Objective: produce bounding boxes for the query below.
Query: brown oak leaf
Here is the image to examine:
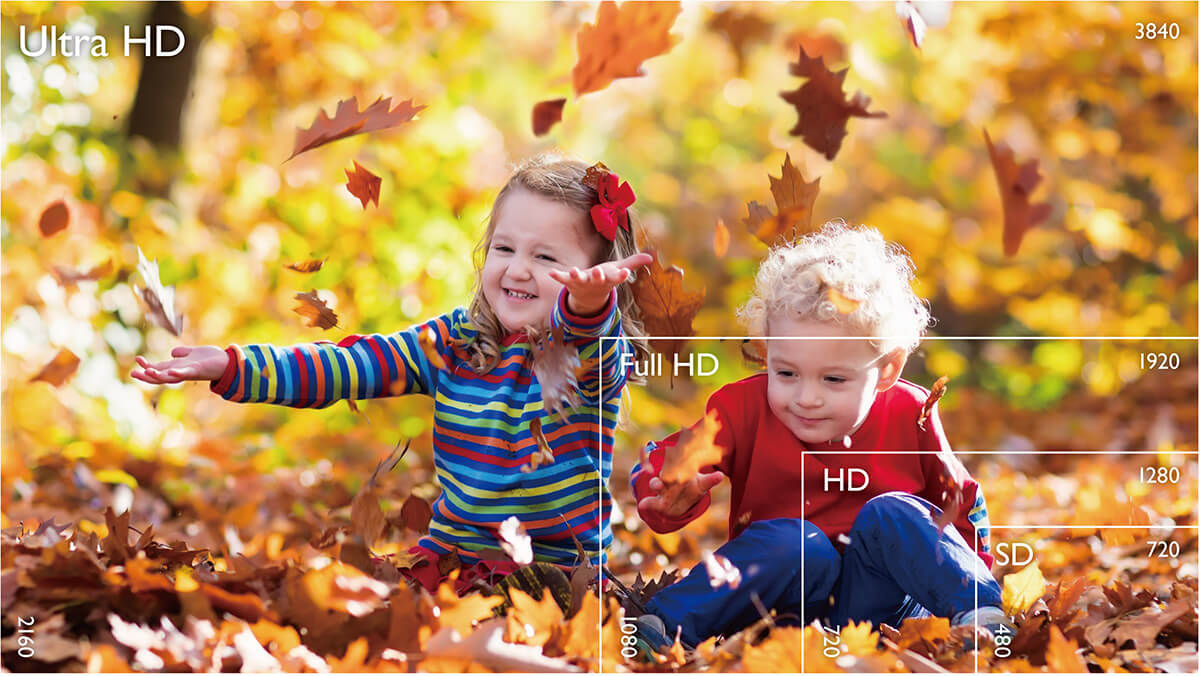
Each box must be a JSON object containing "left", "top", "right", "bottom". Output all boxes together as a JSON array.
[
  {"left": 39, "top": 199, "right": 70, "bottom": 237},
  {"left": 983, "top": 129, "right": 1052, "bottom": 257},
  {"left": 344, "top": 161, "right": 381, "bottom": 209},
  {"left": 288, "top": 95, "right": 426, "bottom": 161},
  {"left": 572, "top": 1, "right": 682, "bottom": 97},
  {"left": 292, "top": 290, "right": 338, "bottom": 329},
  {"left": 780, "top": 47, "right": 886, "bottom": 161},
  {"left": 630, "top": 251, "right": 705, "bottom": 360},
  {"left": 532, "top": 98, "right": 566, "bottom": 136},
  {"left": 30, "top": 348, "right": 80, "bottom": 387},
  {"left": 659, "top": 409, "right": 723, "bottom": 484}
]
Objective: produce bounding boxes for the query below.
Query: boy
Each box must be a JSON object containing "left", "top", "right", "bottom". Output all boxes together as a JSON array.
[{"left": 629, "top": 221, "right": 1008, "bottom": 653}]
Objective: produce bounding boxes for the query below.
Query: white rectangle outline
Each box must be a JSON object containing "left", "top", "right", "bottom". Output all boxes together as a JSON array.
[{"left": 597, "top": 335, "right": 1199, "bottom": 672}]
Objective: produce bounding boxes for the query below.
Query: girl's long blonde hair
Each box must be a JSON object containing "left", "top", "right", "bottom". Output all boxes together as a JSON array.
[{"left": 466, "top": 153, "right": 651, "bottom": 376}]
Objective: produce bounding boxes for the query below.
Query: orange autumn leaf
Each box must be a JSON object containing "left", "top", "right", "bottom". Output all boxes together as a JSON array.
[
  {"left": 1045, "top": 625, "right": 1088, "bottom": 673},
  {"left": 30, "top": 348, "right": 81, "bottom": 387},
  {"left": 288, "top": 95, "right": 425, "bottom": 161},
  {"left": 419, "top": 326, "right": 449, "bottom": 370},
  {"left": 769, "top": 153, "right": 820, "bottom": 221},
  {"left": 432, "top": 579, "right": 506, "bottom": 636},
  {"left": 572, "top": 1, "right": 682, "bottom": 97},
  {"left": 531, "top": 98, "right": 566, "bottom": 136},
  {"left": 344, "top": 161, "right": 381, "bottom": 209},
  {"left": 827, "top": 287, "right": 861, "bottom": 314},
  {"left": 505, "top": 587, "right": 563, "bottom": 647},
  {"left": 292, "top": 290, "right": 338, "bottom": 329},
  {"left": 285, "top": 257, "right": 327, "bottom": 273},
  {"left": 984, "top": 129, "right": 1052, "bottom": 257},
  {"left": 917, "top": 376, "right": 948, "bottom": 431},
  {"left": 780, "top": 47, "right": 886, "bottom": 161},
  {"left": 39, "top": 199, "right": 69, "bottom": 237},
  {"left": 630, "top": 252, "right": 705, "bottom": 359},
  {"left": 713, "top": 219, "right": 730, "bottom": 257},
  {"left": 522, "top": 417, "right": 556, "bottom": 473},
  {"left": 659, "top": 409, "right": 723, "bottom": 484},
  {"left": 896, "top": 616, "right": 950, "bottom": 652}
]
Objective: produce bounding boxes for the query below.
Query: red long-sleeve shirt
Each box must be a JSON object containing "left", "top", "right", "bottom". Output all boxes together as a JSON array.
[{"left": 631, "top": 374, "right": 993, "bottom": 567}]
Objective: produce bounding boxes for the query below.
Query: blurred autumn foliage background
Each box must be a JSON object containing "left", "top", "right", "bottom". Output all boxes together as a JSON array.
[{"left": 2, "top": 1, "right": 1198, "bottom": 672}]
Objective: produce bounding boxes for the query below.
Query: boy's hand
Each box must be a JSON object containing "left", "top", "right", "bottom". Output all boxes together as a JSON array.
[
  {"left": 638, "top": 470, "right": 725, "bottom": 518},
  {"left": 131, "top": 346, "right": 229, "bottom": 384},
  {"left": 549, "top": 252, "right": 653, "bottom": 317}
]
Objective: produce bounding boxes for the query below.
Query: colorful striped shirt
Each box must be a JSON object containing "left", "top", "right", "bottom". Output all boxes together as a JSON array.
[{"left": 210, "top": 290, "right": 630, "bottom": 566}]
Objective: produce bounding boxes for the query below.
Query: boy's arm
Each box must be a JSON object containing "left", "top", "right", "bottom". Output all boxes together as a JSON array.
[
  {"left": 210, "top": 310, "right": 463, "bottom": 408},
  {"left": 630, "top": 395, "right": 736, "bottom": 533},
  {"left": 550, "top": 288, "right": 628, "bottom": 402},
  {"left": 918, "top": 402, "right": 995, "bottom": 568}
]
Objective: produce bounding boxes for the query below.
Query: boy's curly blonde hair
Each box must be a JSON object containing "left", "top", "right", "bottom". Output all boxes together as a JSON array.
[
  {"left": 737, "top": 219, "right": 933, "bottom": 355},
  {"left": 466, "top": 153, "right": 651, "bottom": 375}
]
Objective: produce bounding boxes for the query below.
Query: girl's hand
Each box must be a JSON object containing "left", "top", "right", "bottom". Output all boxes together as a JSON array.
[
  {"left": 131, "top": 345, "right": 230, "bottom": 384},
  {"left": 637, "top": 470, "right": 725, "bottom": 518},
  {"left": 549, "top": 251, "right": 654, "bottom": 317}
]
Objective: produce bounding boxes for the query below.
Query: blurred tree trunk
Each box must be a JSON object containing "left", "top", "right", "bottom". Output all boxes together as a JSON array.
[{"left": 125, "top": 1, "right": 204, "bottom": 150}]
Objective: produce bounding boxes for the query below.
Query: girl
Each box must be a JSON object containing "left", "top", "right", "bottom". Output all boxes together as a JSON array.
[{"left": 132, "top": 154, "right": 652, "bottom": 593}]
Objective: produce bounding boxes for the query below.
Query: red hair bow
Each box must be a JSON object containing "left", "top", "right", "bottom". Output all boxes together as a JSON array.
[{"left": 590, "top": 172, "right": 636, "bottom": 241}]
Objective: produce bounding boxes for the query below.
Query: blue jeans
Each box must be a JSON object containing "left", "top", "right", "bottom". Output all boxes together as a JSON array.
[{"left": 644, "top": 492, "right": 1002, "bottom": 646}]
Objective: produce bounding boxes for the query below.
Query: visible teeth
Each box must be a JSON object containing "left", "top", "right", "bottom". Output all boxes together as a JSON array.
[{"left": 506, "top": 289, "right": 534, "bottom": 299}]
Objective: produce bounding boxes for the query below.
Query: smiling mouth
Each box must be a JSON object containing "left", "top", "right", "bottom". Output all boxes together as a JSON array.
[
  {"left": 796, "top": 416, "right": 826, "bottom": 424},
  {"left": 504, "top": 288, "right": 537, "bottom": 300}
]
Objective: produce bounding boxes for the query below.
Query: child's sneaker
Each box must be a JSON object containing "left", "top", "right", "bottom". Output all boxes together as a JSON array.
[
  {"left": 630, "top": 614, "right": 672, "bottom": 662},
  {"left": 951, "top": 606, "right": 1016, "bottom": 650}
]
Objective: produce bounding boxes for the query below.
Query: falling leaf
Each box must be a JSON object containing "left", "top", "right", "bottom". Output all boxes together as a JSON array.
[
  {"left": 419, "top": 326, "right": 449, "bottom": 370},
  {"left": 827, "top": 287, "right": 861, "bottom": 315},
  {"left": 707, "top": 8, "right": 772, "bottom": 73},
  {"left": 780, "top": 47, "right": 887, "bottom": 160},
  {"left": 917, "top": 376, "right": 949, "bottom": 431},
  {"left": 344, "top": 161, "right": 381, "bottom": 209},
  {"left": 400, "top": 495, "right": 433, "bottom": 533},
  {"left": 767, "top": 153, "right": 820, "bottom": 232},
  {"left": 701, "top": 551, "right": 741, "bottom": 589},
  {"left": 713, "top": 219, "right": 730, "bottom": 257},
  {"left": 1045, "top": 625, "right": 1087, "bottom": 673},
  {"left": 1002, "top": 562, "right": 1047, "bottom": 615},
  {"left": 742, "top": 200, "right": 774, "bottom": 239},
  {"left": 349, "top": 485, "right": 385, "bottom": 546},
  {"left": 572, "top": 1, "right": 682, "bottom": 97},
  {"left": 288, "top": 95, "right": 426, "bottom": 160},
  {"left": 134, "top": 247, "right": 184, "bottom": 336},
  {"left": 659, "top": 409, "right": 723, "bottom": 484},
  {"left": 498, "top": 516, "right": 533, "bottom": 565},
  {"left": 532, "top": 98, "right": 566, "bottom": 136},
  {"left": 896, "top": 1, "right": 952, "bottom": 49},
  {"left": 39, "top": 199, "right": 69, "bottom": 237},
  {"left": 292, "top": 290, "right": 338, "bottom": 329},
  {"left": 522, "top": 418, "right": 556, "bottom": 473},
  {"left": 30, "top": 348, "right": 80, "bottom": 387},
  {"left": 52, "top": 259, "right": 113, "bottom": 287},
  {"left": 285, "top": 257, "right": 327, "bottom": 273},
  {"left": 630, "top": 252, "right": 705, "bottom": 359},
  {"left": 984, "top": 129, "right": 1052, "bottom": 257}
]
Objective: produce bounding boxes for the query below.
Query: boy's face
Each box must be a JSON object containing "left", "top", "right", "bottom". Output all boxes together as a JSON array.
[
  {"left": 482, "top": 188, "right": 605, "bottom": 333},
  {"left": 765, "top": 316, "right": 907, "bottom": 445}
]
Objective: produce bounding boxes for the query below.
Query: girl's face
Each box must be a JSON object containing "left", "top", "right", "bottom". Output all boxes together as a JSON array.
[
  {"left": 765, "top": 316, "right": 906, "bottom": 445},
  {"left": 482, "top": 188, "right": 606, "bottom": 333}
]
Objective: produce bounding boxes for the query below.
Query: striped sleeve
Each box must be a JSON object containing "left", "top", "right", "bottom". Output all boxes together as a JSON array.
[
  {"left": 551, "top": 289, "right": 629, "bottom": 402},
  {"left": 209, "top": 309, "right": 466, "bottom": 407}
]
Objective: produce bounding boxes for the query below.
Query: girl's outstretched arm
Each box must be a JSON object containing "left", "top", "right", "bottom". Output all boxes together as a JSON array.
[{"left": 133, "top": 311, "right": 466, "bottom": 408}]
